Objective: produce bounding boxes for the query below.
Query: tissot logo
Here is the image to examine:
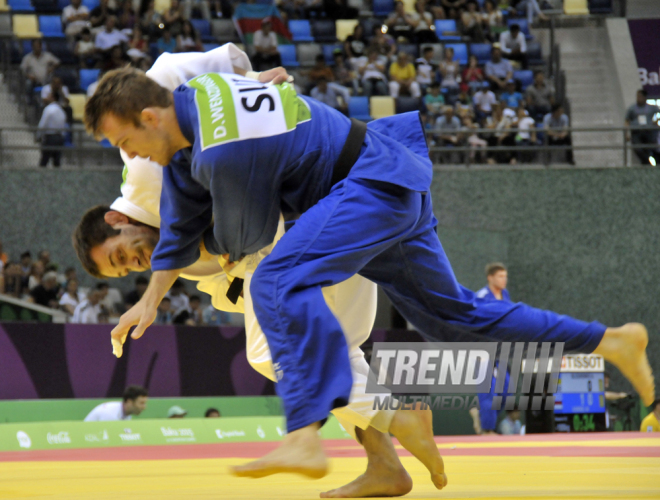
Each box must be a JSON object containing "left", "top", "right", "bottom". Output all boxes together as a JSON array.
[
  {"left": 47, "top": 432, "right": 71, "bottom": 445},
  {"left": 119, "top": 429, "right": 141, "bottom": 442}
]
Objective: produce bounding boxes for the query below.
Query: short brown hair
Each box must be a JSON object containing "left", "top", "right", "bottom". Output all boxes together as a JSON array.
[
  {"left": 72, "top": 205, "right": 120, "bottom": 279},
  {"left": 84, "top": 67, "right": 172, "bottom": 138},
  {"left": 485, "top": 262, "right": 507, "bottom": 277}
]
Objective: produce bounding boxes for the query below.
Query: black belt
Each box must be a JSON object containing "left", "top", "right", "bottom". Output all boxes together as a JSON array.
[{"left": 225, "top": 118, "right": 367, "bottom": 305}]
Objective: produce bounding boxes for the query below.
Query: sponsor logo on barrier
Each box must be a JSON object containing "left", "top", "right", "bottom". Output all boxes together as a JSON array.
[
  {"left": 119, "top": 429, "right": 142, "bottom": 442},
  {"left": 160, "top": 427, "right": 196, "bottom": 443},
  {"left": 256, "top": 426, "right": 265, "bottom": 439},
  {"left": 85, "top": 430, "right": 109, "bottom": 443},
  {"left": 47, "top": 432, "right": 71, "bottom": 445},
  {"left": 215, "top": 429, "right": 246, "bottom": 439},
  {"left": 16, "top": 431, "right": 31, "bottom": 449},
  {"left": 276, "top": 426, "right": 284, "bottom": 437}
]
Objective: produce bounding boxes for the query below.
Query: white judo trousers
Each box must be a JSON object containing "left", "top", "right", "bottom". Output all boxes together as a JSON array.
[{"left": 109, "top": 44, "right": 394, "bottom": 439}]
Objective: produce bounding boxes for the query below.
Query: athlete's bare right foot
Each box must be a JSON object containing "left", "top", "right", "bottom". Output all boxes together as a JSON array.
[
  {"left": 389, "top": 407, "right": 448, "bottom": 490},
  {"left": 594, "top": 323, "right": 655, "bottom": 406}
]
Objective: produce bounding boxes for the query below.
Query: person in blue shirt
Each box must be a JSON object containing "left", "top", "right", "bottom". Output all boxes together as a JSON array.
[
  {"left": 500, "top": 79, "right": 524, "bottom": 109},
  {"left": 82, "top": 68, "right": 654, "bottom": 482},
  {"left": 476, "top": 262, "right": 511, "bottom": 302}
]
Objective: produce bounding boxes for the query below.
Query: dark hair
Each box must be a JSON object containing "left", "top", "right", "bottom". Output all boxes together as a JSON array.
[
  {"left": 160, "top": 296, "right": 171, "bottom": 302},
  {"left": 551, "top": 103, "right": 563, "bottom": 113},
  {"left": 171, "top": 279, "right": 185, "bottom": 290},
  {"left": 205, "top": 407, "right": 221, "bottom": 417},
  {"left": 20, "top": 251, "right": 31, "bottom": 259},
  {"left": 652, "top": 399, "right": 660, "bottom": 410},
  {"left": 534, "top": 70, "right": 544, "bottom": 78},
  {"left": 65, "top": 266, "right": 76, "bottom": 275},
  {"left": 485, "top": 262, "right": 506, "bottom": 276},
  {"left": 315, "top": 54, "right": 325, "bottom": 63},
  {"left": 638, "top": 89, "right": 648, "bottom": 97},
  {"left": 509, "top": 23, "right": 520, "bottom": 32},
  {"left": 430, "top": 82, "right": 440, "bottom": 89},
  {"left": 81, "top": 27, "right": 91, "bottom": 35},
  {"left": 190, "top": 294, "right": 201, "bottom": 302},
  {"left": 136, "top": 276, "right": 149, "bottom": 285},
  {"left": 72, "top": 205, "right": 119, "bottom": 278},
  {"left": 96, "top": 281, "right": 109, "bottom": 290},
  {"left": 123, "top": 385, "right": 148, "bottom": 401},
  {"left": 423, "top": 46, "right": 434, "bottom": 54}
]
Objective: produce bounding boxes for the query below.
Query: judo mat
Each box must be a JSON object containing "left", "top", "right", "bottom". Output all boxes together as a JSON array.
[{"left": 1, "top": 432, "right": 658, "bottom": 499}]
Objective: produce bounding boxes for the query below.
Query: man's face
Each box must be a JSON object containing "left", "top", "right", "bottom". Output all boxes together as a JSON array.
[
  {"left": 100, "top": 113, "right": 173, "bottom": 166},
  {"left": 553, "top": 107, "right": 563, "bottom": 118},
  {"left": 126, "top": 396, "right": 148, "bottom": 416},
  {"left": 72, "top": 0, "right": 81, "bottom": 6},
  {"left": 105, "top": 16, "right": 115, "bottom": 31},
  {"left": 88, "top": 290, "right": 102, "bottom": 304},
  {"left": 511, "top": 27, "right": 519, "bottom": 38},
  {"left": 637, "top": 92, "right": 646, "bottom": 106},
  {"left": 492, "top": 48, "right": 501, "bottom": 61},
  {"left": 397, "top": 53, "right": 407, "bottom": 66},
  {"left": 89, "top": 223, "right": 159, "bottom": 278},
  {"left": 535, "top": 73, "right": 544, "bottom": 86},
  {"left": 190, "top": 299, "right": 200, "bottom": 311},
  {"left": 43, "top": 277, "right": 58, "bottom": 290},
  {"left": 33, "top": 40, "right": 42, "bottom": 55},
  {"left": 488, "top": 270, "right": 508, "bottom": 290},
  {"left": 21, "top": 255, "right": 31, "bottom": 266}
]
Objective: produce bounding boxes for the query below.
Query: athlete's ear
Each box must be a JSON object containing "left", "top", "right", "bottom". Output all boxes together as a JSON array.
[
  {"left": 140, "top": 108, "right": 159, "bottom": 129},
  {"left": 104, "top": 210, "right": 130, "bottom": 229}
]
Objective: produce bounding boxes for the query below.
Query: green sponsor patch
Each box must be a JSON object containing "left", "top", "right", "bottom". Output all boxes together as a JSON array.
[{"left": 189, "top": 73, "right": 239, "bottom": 150}]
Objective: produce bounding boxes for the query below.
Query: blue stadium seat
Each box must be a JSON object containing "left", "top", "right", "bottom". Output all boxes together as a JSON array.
[
  {"left": 322, "top": 43, "right": 343, "bottom": 65},
  {"left": 311, "top": 19, "right": 336, "bottom": 43},
  {"left": 373, "top": 0, "right": 394, "bottom": 17},
  {"left": 445, "top": 43, "right": 468, "bottom": 65},
  {"left": 278, "top": 44, "right": 300, "bottom": 67},
  {"left": 469, "top": 43, "right": 491, "bottom": 64},
  {"left": 8, "top": 0, "right": 34, "bottom": 11},
  {"left": 21, "top": 39, "right": 33, "bottom": 54},
  {"left": 434, "top": 19, "right": 461, "bottom": 42},
  {"left": 397, "top": 43, "right": 419, "bottom": 59},
  {"left": 190, "top": 19, "right": 214, "bottom": 42},
  {"left": 348, "top": 96, "right": 372, "bottom": 122},
  {"left": 82, "top": 0, "right": 99, "bottom": 9},
  {"left": 588, "top": 0, "right": 612, "bottom": 13},
  {"left": 507, "top": 18, "right": 533, "bottom": 40},
  {"left": 361, "top": 18, "right": 381, "bottom": 38},
  {"left": 395, "top": 97, "right": 420, "bottom": 114},
  {"left": 203, "top": 42, "right": 220, "bottom": 51},
  {"left": 38, "top": 15, "right": 64, "bottom": 37},
  {"left": 289, "top": 20, "right": 314, "bottom": 42},
  {"left": 57, "top": 0, "right": 68, "bottom": 9},
  {"left": 44, "top": 37, "right": 77, "bottom": 64},
  {"left": 149, "top": 42, "right": 159, "bottom": 61},
  {"left": 526, "top": 41, "right": 543, "bottom": 66},
  {"left": 33, "top": 0, "right": 59, "bottom": 12},
  {"left": 514, "top": 69, "right": 533, "bottom": 90},
  {"left": 79, "top": 68, "right": 100, "bottom": 92}
]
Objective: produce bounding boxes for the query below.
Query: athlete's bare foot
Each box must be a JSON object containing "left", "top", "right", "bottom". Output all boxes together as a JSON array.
[
  {"left": 320, "top": 427, "right": 412, "bottom": 498},
  {"left": 594, "top": 323, "right": 655, "bottom": 406},
  {"left": 230, "top": 423, "right": 328, "bottom": 479},
  {"left": 389, "top": 406, "right": 448, "bottom": 490}
]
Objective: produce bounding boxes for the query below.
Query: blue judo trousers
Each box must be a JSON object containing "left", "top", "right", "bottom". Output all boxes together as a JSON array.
[{"left": 153, "top": 73, "right": 607, "bottom": 432}]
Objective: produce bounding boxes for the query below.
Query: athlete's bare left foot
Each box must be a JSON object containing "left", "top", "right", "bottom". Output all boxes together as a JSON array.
[
  {"left": 389, "top": 407, "right": 448, "bottom": 490},
  {"left": 594, "top": 323, "right": 655, "bottom": 406},
  {"left": 320, "top": 427, "right": 412, "bottom": 498},
  {"left": 231, "top": 423, "right": 328, "bottom": 479}
]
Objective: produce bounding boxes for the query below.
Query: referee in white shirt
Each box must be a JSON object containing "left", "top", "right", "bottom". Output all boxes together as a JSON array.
[{"left": 37, "top": 90, "right": 68, "bottom": 167}]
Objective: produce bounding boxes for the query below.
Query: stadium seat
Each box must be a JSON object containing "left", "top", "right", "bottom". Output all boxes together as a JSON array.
[
  {"left": 348, "top": 96, "right": 372, "bottom": 122},
  {"left": 56, "top": 66, "right": 79, "bottom": 92},
  {"left": 395, "top": 96, "right": 420, "bottom": 114},
  {"left": 0, "top": 0, "right": 8, "bottom": 12},
  {"left": 289, "top": 20, "right": 314, "bottom": 42},
  {"left": 335, "top": 19, "right": 358, "bottom": 41},
  {"left": 434, "top": 19, "right": 461, "bottom": 42},
  {"left": 44, "top": 37, "right": 76, "bottom": 63},
  {"left": 38, "top": 15, "right": 64, "bottom": 37},
  {"left": 13, "top": 14, "right": 41, "bottom": 38},
  {"left": 397, "top": 43, "right": 418, "bottom": 59},
  {"left": 57, "top": 0, "right": 68, "bottom": 9},
  {"left": 68, "top": 93, "right": 86, "bottom": 122},
  {"left": 469, "top": 43, "right": 491, "bottom": 64},
  {"left": 322, "top": 43, "right": 343, "bottom": 64},
  {"left": 373, "top": 0, "right": 394, "bottom": 16},
  {"left": 526, "top": 41, "right": 543, "bottom": 66},
  {"left": 79, "top": 68, "right": 100, "bottom": 92},
  {"left": 154, "top": 0, "right": 170, "bottom": 13},
  {"left": 149, "top": 42, "right": 158, "bottom": 61},
  {"left": 361, "top": 17, "right": 380, "bottom": 38},
  {"left": 420, "top": 43, "right": 443, "bottom": 64},
  {"left": 564, "top": 0, "right": 589, "bottom": 14},
  {"left": 203, "top": 42, "right": 219, "bottom": 52},
  {"left": 445, "top": 43, "right": 468, "bottom": 65},
  {"left": 8, "top": 0, "right": 34, "bottom": 11},
  {"left": 588, "top": 0, "right": 612, "bottom": 13},
  {"left": 311, "top": 19, "right": 336, "bottom": 43},
  {"left": 507, "top": 18, "right": 533, "bottom": 40},
  {"left": 513, "top": 69, "right": 533, "bottom": 90},
  {"left": 369, "top": 96, "right": 395, "bottom": 119},
  {"left": 278, "top": 44, "right": 300, "bottom": 67},
  {"left": 211, "top": 18, "right": 238, "bottom": 43},
  {"left": 347, "top": 0, "right": 364, "bottom": 10},
  {"left": 33, "top": 0, "right": 59, "bottom": 12},
  {"left": 82, "top": 0, "right": 99, "bottom": 10},
  {"left": 0, "top": 13, "right": 12, "bottom": 36},
  {"left": 21, "top": 38, "right": 32, "bottom": 53},
  {"left": 190, "top": 19, "right": 213, "bottom": 42},
  {"left": 296, "top": 43, "right": 321, "bottom": 66}
]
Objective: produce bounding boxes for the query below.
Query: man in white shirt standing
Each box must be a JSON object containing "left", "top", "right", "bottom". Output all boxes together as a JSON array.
[
  {"left": 95, "top": 16, "right": 127, "bottom": 58},
  {"left": 62, "top": 0, "right": 90, "bottom": 37},
  {"left": 252, "top": 18, "right": 281, "bottom": 71},
  {"left": 499, "top": 23, "right": 527, "bottom": 69},
  {"left": 84, "top": 385, "right": 148, "bottom": 421},
  {"left": 72, "top": 287, "right": 104, "bottom": 323},
  {"left": 37, "top": 91, "right": 68, "bottom": 168}
]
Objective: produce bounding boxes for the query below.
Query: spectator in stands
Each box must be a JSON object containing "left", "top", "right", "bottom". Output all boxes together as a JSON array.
[
  {"left": 461, "top": 54, "right": 484, "bottom": 94},
  {"left": 332, "top": 51, "right": 359, "bottom": 96},
  {"left": 205, "top": 408, "right": 221, "bottom": 418},
  {"left": 435, "top": 0, "right": 466, "bottom": 19},
  {"left": 17, "top": 251, "right": 31, "bottom": 294},
  {"left": 157, "top": 27, "right": 176, "bottom": 55},
  {"left": 476, "top": 262, "right": 509, "bottom": 300},
  {"left": 519, "top": 0, "right": 548, "bottom": 25},
  {"left": 385, "top": 2, "right": 414, "bottom": 42},
  {"left": 167, "top": 279, "right": 191, "bottom": 323},
  {"left": 499, "top": 410, "right": 522, "bottom": 435},
  {"left": 37, "top": 91, "right": 68, "bottom": 168},
  {"left": 515, "top": 105, "right": 536, "bottom": 163},
  {"left": 252, "top": 18, "right": 281, "bottom": 71},
  {"left": 369, "top": 25, "right": 397, "bottom": 61},
  {"left": 454, "top": 90, "right": 473, "bottom": 120},
  {"left": 0, "top": 241, "right": 7, "bottom": 272},
  {"left": 415, "top": 46, "right": 437, "bottom": 93},
  {"left": 20, "top": 40, "right": 60, "bottom": 94},
  {"left": 37, "top": 250, "right": 51, "bottom": 269},
  {"left": 481, "top": 0, "right": 503, "bottom": 41},
  {"left": 485, "top": 45, "right": 513, "bottom": 91},
  {"left": 389, "top": 52, "right": 421, "bottom": 98},
  {"left": 183, "top": 0, "right": 212, "bottom": 21},
  {"left": 84, "top": 385, "right": 148, "bottom": 421},
  {"left": 625, "top": 89, "right": 660, "bottom": 166},
  {"left": 163, "top": 0, "right": 184, "bottom": 36},
  {"left": 72, "top": 287, "right": 105, "bottom": 323},
  {"left": 168, "top": 405, "right": 187, "bottom": 418},
  {"left": 359, "top": 49, "right": 388, "bottom": 97},
  {"left": 462, "top": 115, "right": 488, "bottom": 163},
  {"left": 63, "top": 267, "right": 77, "bottom": 283},
  {"left": 524, "top": 70, "right": 554, "bottom": 120},
  {"left": 409, "top": 0, "right": 436, "bottom": 43},
  {"left": 127, "top": 25, "right": 149, "bottom": 63},
  {"left": 500, "top": 79, "right": 523, "bottom": 109},
  {"left": 203, "top": 303, "right": 231, "bottom": 325},
  {"left": 62, "top": 0, "right": 91, "bottom": 37},
  {"left": 185, "top": 294, "right": 203, "bottom": 325},
  {"left": 60, "top": 278, "right": 84, "bottom": 317},
  {"left": 280, "top": 0, "right": 307, "bottom": 21},
  {"left": 3, "top": 262, "right": 24, "bottom": 297},
  {"left": 90, "top": 0, "right": 117, "bottom": 32},
  {"left": 124, "top": 275, "right": 149, "bottom": 307},
  {"left": 423, "top": 82, "right": 445, "bottom": 126},
  {"left": 311, "top": 77, "right": 347, "bottom": 114},
  {"left": 307, "top": 54, "right": 334, "bottom": 87},
  {"left": 494, "top": 106, "right": 517, "bottom": 164},
  {"left": 75, "top": 28, "right": 98, "bottom": 68},
  {"left": 103, "top": 45, "right": 129, "bottom": 72},
  {"left": 155, "top": 296, "right": 173, "bottom": 324},
  {"left": 29, "top": 271, "right": 60, "bottom": 308},
  {"left": 303, "top": 0, "right": 325, "bottom": 20},
  {"left": 434, "top": 106, "right": 462, "bottom": 159},
  {"left": 344, "top": 24, "right": 367, "bottom": 69},
  {"left": 117, "top": 0, "right": 136, "bottom": 31},
  {"left": 499, "top": 23, "right": 527, "bottom": 69},
  {"left": 41, "top": 75, "right": 70, "bottom": 108},
  {"left": 27, "top": 261, "right": 45, "bottom": 291},
  {"left": 461, "top": 1, "right": 485, "bottom": 42},
  {"left": 176, "top": 20, "right": 202, "bottom": 52},
  {"left": 140, "top": 0, "right": 162, "bottom": 40},
  {"left": 439, "top": 46, "right": 460, "bottom": 96},
  {"left": 543, "top": 103, "right": 574, "bottom": 165},
  {"left": 96, "top": 16, "right": 128, "bottom": 59}
]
